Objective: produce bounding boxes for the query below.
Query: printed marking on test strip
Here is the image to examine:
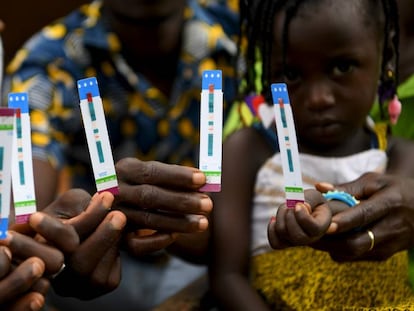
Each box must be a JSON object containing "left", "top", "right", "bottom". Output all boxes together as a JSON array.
[
  {"left": 199, "top": 70, "right": 223, "bottom": 192},
  {"left": 9, "top": 93, "right": 37, "bottom": 223},
  {"left": 271, "top": 83, "right": 304, "bottom": 208},
  {"left": 0, "top": 108, "right": 15, "bottom": 239},
  {"left": 77, "top": 77, "right": 119, "bottom": 195}
]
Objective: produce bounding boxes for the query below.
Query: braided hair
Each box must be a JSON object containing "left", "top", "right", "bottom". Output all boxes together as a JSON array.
[{"left": 239, "top": 0, "right": 400, "bottom": 111}]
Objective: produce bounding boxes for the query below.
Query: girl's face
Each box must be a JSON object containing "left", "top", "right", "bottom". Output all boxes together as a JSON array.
[{"left": 271, "top": 2, "right": 383, "bottom": 155}]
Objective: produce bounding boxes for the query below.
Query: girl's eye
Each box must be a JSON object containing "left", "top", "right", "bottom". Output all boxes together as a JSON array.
[
  {"left": 284, "top": 67, "right": 300, "bottom": 82},
  {"left": 332, "top": 60, "right": 355, "bottom": 76}
]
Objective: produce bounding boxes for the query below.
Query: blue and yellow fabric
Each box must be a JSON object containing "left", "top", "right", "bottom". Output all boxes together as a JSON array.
[{"left": 6, "top": 0, "right": 239, "bottom": 193}]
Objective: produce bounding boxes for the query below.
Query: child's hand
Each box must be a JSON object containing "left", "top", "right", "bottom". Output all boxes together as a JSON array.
[
  {"left": 268, "top": 189, "right": 332, "bottom": 249},
  {"left": 0, "top": 245, "right": 49, "bottom": 311},
  {"left": 42, "top": 190, "right": 127, "bottom": 300}
]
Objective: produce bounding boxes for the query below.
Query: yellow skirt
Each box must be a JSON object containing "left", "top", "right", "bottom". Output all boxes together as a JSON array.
[{"left": 250, "top": 248, "right": 414, "bottom": 310}]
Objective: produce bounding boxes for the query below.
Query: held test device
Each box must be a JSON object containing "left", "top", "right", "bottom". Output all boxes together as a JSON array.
[
  {"left": 9, "top": 93, "right": 37, "bottom": 223},
  {"left": 0, "top": 108, "right": 15, "bottom": 238},
  {"left": 199, "top": 70, "right": 223, "bottom": 192},
  {"left": 77, "top": 77, "right": 119, "bottom": 194},
  {"left": 271, "top": 83, "right": 304, "bottom": 208}
]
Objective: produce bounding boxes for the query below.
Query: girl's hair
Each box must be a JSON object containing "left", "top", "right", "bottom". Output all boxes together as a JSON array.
[{"left": 239, "top": 0, "right": 400, "bottom": 110}]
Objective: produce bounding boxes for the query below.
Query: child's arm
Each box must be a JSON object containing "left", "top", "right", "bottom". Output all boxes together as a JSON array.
[{"left": 209, "top": 127, "right": 273, "bottom": 311}]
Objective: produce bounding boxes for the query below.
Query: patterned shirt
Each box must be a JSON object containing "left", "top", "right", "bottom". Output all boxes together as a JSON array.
[{"left": 5, "top": 0, "right": 239, "bottom": 193}]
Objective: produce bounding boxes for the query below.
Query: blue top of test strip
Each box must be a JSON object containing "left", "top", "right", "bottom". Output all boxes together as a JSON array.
[
  {"left": 77, "top": 77, "right": 100, "bottom": 100},
  {"left": 271, "top": 83, "right": 290, "bottom": 105},
  {"left": 8, "top": 93, "right": 29, "bottom": 113},
  {"left": 202, "top": 70, "right": 222, "bottom": 90}
]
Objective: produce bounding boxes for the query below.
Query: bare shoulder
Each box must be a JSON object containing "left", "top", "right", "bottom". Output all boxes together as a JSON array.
[
  {"left": 386, "top": 136, "right": 414, "bottom": 176},
  {"left": 224, "top": 126, "right": 274, "bottom": 170}
]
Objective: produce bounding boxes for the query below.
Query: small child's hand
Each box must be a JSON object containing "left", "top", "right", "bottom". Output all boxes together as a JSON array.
[
  {"left": 0, "top": 245, "right": 49, "bottom": 311},
  {"left": 268, "top": 189, "right": 332, "bottom": 249}
]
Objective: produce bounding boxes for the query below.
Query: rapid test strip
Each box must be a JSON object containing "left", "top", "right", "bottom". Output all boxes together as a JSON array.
[
  {"left": 271, "top": 83, "right": 304, "bottom": 208},
  {"left": 77, "top": 77, "right": 119, "bottom": 194},
  {"left": 0, "top": 108, "right": 15, "bottom": 238},
  {"left": 199, "top": 70, "right": 223, "bottom": 192},
  {"left": 8, "top": 93, "right": 37, "bottom": 223}
]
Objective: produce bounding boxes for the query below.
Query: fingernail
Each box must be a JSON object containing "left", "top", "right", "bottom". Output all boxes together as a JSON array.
[
  {"left": 269, "top": 216, "right": 276, "bottom": 224},
  {"left": 101, "top": 192, "right": 114, "bottom": 210},
  {"left": 295, "top": 203, "right": 304, "bottom": 212},
  {"left": 0, "top": 231, "right": 13, "bottom": 245},
  {"left": 318, "top": 182, "right": 335, "bottom": 190},
  {"left": 110, "top": 213, "right": 125, "bottom": 230},
  {"left": 0, "top": 246, "right": 11, "bottom": 260},
  {"left": 29, "top": 212, "right": 44, "bottom": 225},
  {"left": 327, "top": 222, "right": 338, "bottom": 234},
  {"left": 30, "top": 297, "right": 43, "bottom": 311},
  {"left": 303, "top": 202, "right": 312, "bottom": 213},
  {"left": 200, "top": 197, "right": 213, "bottom": 212},
  {"left": 198, "top": 217, "right": 209, "bottom": 231},
  {"left": 32, "top": 260, "right": 44, "bottom": 277},
  {"left": 192, "top": 172, "right": 206, "bottom": 186}
]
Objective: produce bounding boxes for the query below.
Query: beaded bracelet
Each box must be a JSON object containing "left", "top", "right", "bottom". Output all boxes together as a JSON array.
[{"left": 322, "top": 190, "right": 359, "bottom": 207}]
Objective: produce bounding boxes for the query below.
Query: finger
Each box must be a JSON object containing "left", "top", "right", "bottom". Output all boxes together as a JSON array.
[
  {"left": 267, "top": 217, "right": 291, "bottom": 249},
  {"left": 3, "top": 292, "right": 45, "bottom": 311},
  {"left": 65, "top": 192, "right": 114, "bottom": 239},
  {"left": 335, "top": 172, "right": 395, "bottom": 201},
  {"left": 303, "top": 188, "right": 326, "bottom": 207},
  {"left": 0, "top": 257, "right": 45, "bottom": 305},
  {"left": 314, "top": 182, "right": 335, "bottom": 192},
  {"left": 329, "top": 196, "right": 392, "bottom": 234},
  {"left": 42, "top": 188, "right": 92, "bottom": 220},
  {"left": 273, "top": 206, "right": 294, "bottom": 248},
  {"left": 0, "top": 247, "right": 12, "bottom": 278},
  {"left": 125, "top": 231, "right": 178, "bottom": 256},
  {"left": 116, "top": 184, "right": 212, "bottom": 215},
  {"left": 7, "top": 223, "right": 34, "bottom": 237},
  {"left": 29, "top": 212, "right": 79, "bottom": 253},
  {"left": 328, "top": 231, "right": 374, "bottom": 262},
  {"left": 31, "top": 278, "right": 50, "bottom": 296},
  {"left": 313, "top": 229, "right": 378, "bottom": 262},
  {"left": 68, "top": 211, "right": 126, "bottom": 276},
  {"left": 285, "top": 206, "right": 314, "bottom": 245},
  {"left": 116, "top": 158, "right": 206, "bottom": 189},
  {"left": 106, "top": 255, "right": 121, "bottom": 291},
  {"left": 90, "top": 244, "right": 121, "bottom": 291},
  {"left": 294, "top": 202, "right": 332, "bottom": 237},
  {"left": 123, "top": 208, "right": 209, "bottom": 233},
  {"left": 0, "top": 232, "right": 64, "bottom": 276}
]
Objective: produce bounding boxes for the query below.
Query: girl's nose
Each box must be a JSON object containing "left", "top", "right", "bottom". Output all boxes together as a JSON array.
[{"left": 303, "top": 79, "right": 335, "bottom": 110}]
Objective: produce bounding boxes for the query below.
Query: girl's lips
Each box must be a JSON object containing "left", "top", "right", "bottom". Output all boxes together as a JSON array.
[{"left": 307, "top": 121, "right": 342, "bottom": 139}]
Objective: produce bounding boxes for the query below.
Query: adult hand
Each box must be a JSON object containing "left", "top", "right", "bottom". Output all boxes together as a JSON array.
[
  {"left": 312, "top": 172, "right": 414, "bottom": 261},
  {"left": 32, "top": 189, "right": 126, "bottom": 300},
  {"left": 114, "top": 158, "right": 212, "bottom": 257},
  {"left": 0, "top": 245, "right": 49, "bottom": 311}
]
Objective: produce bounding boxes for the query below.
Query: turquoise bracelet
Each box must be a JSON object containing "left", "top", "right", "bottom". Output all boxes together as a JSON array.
[{"left": 322, "top": 190, "right": 359, "bottom": 207}]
